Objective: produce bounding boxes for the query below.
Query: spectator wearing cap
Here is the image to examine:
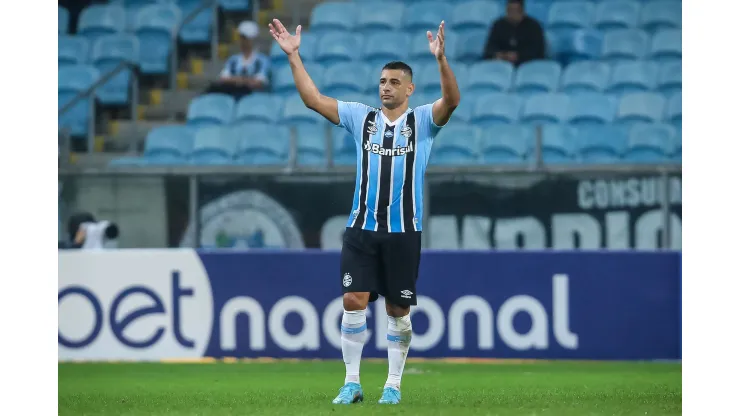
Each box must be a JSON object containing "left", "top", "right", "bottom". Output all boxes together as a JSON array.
[
  {"left": 483, "top": 0, "right": 545, "bottom": 66},
  {"left": 205, "top": 21, "right": 271, "bottom": 99}
]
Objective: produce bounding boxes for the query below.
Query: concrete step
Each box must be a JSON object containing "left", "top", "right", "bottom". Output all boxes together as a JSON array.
[
  {"left": 142, "top": 89, "right": 201, "bottom": 121},
  {"left": 106, "top": 120, "right": 180, "bottom": 151}
]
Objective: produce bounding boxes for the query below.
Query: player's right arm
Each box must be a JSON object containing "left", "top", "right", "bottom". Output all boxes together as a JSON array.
[{"left": 269, "top": 19, "right": 339, "bottom": 125}]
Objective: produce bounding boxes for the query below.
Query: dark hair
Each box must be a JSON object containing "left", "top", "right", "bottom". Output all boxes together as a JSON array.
[
  {"left": 508, "top": 0, "right": 524, "bottom": 6},
  {"left": 382, "top": 61, "right": 413, "bottom": 80}
]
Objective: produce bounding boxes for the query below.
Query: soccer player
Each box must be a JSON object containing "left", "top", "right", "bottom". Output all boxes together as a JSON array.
[{"left": 269, "top": 18, "right": 460, "bottom": 405}]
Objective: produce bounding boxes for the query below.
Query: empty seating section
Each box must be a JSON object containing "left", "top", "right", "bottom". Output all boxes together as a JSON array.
[{"left": 58, "top": 0, "right": 680, "bottom": 165}]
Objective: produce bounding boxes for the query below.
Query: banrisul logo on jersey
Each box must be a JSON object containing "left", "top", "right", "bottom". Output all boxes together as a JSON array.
[{"left": 364, "top": 141, "right": 414, "bottom": 157}]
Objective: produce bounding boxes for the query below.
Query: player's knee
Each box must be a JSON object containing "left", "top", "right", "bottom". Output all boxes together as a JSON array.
[
  {"left": 385, "top": 303, "right": 410, "bottom": 317},
  {"left": 343, "top": 292, "right": 369, "bottom": 311}
]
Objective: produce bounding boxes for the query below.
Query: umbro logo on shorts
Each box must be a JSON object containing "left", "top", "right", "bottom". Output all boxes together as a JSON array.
[
  {"left": 343, "top": 273, "right": 353, "bottom": 287},
  {"left": 400, "top": 290, "right": 413, "bottom": 299}
]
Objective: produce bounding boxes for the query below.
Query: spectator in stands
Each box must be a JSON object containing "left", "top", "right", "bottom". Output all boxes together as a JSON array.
[
  {"left": 483, "top": 0, "right": 546, "bottom": 66},
  {"left": 205, "top": 21, "right": 271, "bottom": 100},
  {"left": 63, "top": 212, "right": 120, "bottom": 249}
]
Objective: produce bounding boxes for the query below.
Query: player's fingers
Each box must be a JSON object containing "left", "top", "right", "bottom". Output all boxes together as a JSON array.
[
  {"left": 273, "top": 18, "right": 286, "bottom": 33},
  {"left": 296, "top": 25, "right": 302, "bottom": 37},
  {"left": 427, "top": 31, "right": 434, "bottom": 42}
]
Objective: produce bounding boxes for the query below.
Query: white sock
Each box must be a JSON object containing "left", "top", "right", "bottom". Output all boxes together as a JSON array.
[
  {"left": 341, "top": 309, "right": 368, "bottom": 384},
  {"left": 385, "top": 315, "right": 412, "bottom": 390}
]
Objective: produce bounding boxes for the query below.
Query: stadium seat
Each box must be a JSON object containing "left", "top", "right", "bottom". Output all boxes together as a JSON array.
[
  {"left": 323, "top": 62, "right": 369, "bottom": 97},
  {"left": 403, "top": 2, "right": 453, "bottom": 35},
  {"left": 566, "top": 93, "right": 616, "bottom": 125},
  {"left": 467, "top": 61, "right": 514, "bottom": 93},
  {"left": 190, "top": 126, "right": 237, "bottom": 165},
  {"left": 575, "top": 125, "right": 628, "bottom": 163},
  {"left": 513, "top": 60, "right": 562, "bottom": 95},
  {"left": 409, "top": 92, "right": 438, "bottom": 110},
  {"left": 665, "top": 92, "right": 681, "bottom": 124},
  {"left": 640, "top": 0, "right": 681, "bottom": 32},
  {"left": 471, "top": 93, "right": 522, "bottom": 126},
  {"left": 78, "top": 5, "right": 126, "bottom": 43},
  {"left": 521, "top": 93, "right": 570, "bottom": 125},
  {"left": 332, "top": 128, "right": 356, "bottom": 165},
  {"left": 527, "top": 1, "right": 550, "bottom": 24},
  {"left": 296, "top": 125, "right": 330, "bottom": 166},
  {"left": 430, "top": 123, "right": 479, "bottom": 165},
  {"left": 363, "top": 32, "right": 410, "bottom": 68},
  {"left": 272, "top": 63, "right": 324, "bottom": 97},
  {"left": 457, "top": 29, "right": 488, "bottom": 63},
  {"left": 357, "top": 2, "right": 404, "bottom": 34},
  {"left": 650, "top": 29, "right": 681, "bottom": 62},
  {"left": 315, "top": 33, "right": 362, "bottom": 64},
  {"left": 409, "top": 30, "right": 460, "bottom": 63},
  {"left": 309, "top": 2, "right": 357, "bottom": 34},
  {"left": 558, "top": 29, "right": 603, "bottom": 63},
  {"left": 219, "top": 0, "right": 251, "bottom": 12},
  {"left": 234, "top": 94, "right": 284, "bottom": 125},
  {"left": 606, "top": 61, "right": 658, "bottom": 95},
  {"left": 58, "top": 65, "right": 100, "bottom": 138},
  {"left": 178, "top": 0, "right": 214, "bottom": 44},
  {"left": 59, "top": 6, "right": 70, "bottom": 34},
  {"left": 560, "top": 61, "right": 610, "bottom": 94},
  {"left": 450, "top": 1, "right": 500, "bottom": 35},
  {"left": 236, "top": 124, "right": 291, "bottom": 165},
  {"left": 449, "top": 98, "right": 473, "bottom": 123},
  {"left": 59, "top": 36, "right": 90, "bottom": 67},
  {"left": 541, "top": 124, "right": 578, "bottom": 163},
  {"left": 91, "top": 34, "right": 139, "bottom": 105},
  {"left": 624, "top": 123, "right": 677, "bottom": 162},
  {"left": 271, "top": 32, "right": 317, "bottom": 70},
  {"left": 594, "top": 1, "right": 641, "bottom": 31},
  {"left": 186, "top": 93, "right": 236, "bottom": 126},
  {"left": 283, "top": 94, "right": 326, "bottom": 126},
  {"left": 134, "top": 4, "right": 182, "bottom": 75},
  {"left": 616, "top": 92, "right": 666, "bottom": 125},
  {"left": 547, "top": 1, "right": 595, "bottom": 37},
  {"left": 480, "top": 125, "right": 532, "bottom": 164},
  {"left": 657, "top": 61, "right": 681, "bottom": 96},
  {"left": 415, "top": 63, "right": 444, "bottom": 95},
  {"left": 601, "top": 29, "right": 650, "bottom": 61},
  {"left": 141, "top": 125, "right": 195, "bottom": 164}
]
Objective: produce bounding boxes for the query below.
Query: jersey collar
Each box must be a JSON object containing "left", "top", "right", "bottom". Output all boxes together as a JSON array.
[{"left": 380, "top": 107, "right": 412, "bottom": 127}]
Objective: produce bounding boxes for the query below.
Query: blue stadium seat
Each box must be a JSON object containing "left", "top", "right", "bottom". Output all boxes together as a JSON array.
[
  {"left": 271, "top": 33, "right": 318, "bottom": 70},
  {"left": 332, "top": 128, "right": 356, "bottom": 166},
  {"left": 575, "top": 125, "right": 628, "bottom": 163},
  {"left": 134, "top": 4, "right": 182, "bottom": 75},
  {"left": 457, "top": 29, "right": 488, "bottom": 63},
  {"left": 547, "top": 1, "right": 595, "bottom": 37},
  {"left": 480, "top": 125, "right": 532, "bottom": 164},
  {"left": 640, "top": 0, "right": 681, "bottom": 32},
  {"left": 450, "top": 1, "right": 500, "bottom": 35},
  {"left": 650, "top": 29, "right": 681, "bottom": 62},
  {"left": 315, "top": 33, "right": 362, "bottom": 64},
  {"left": 234, "top": 94, "right": 284, "bottom": 125},
  {"left": 363, "top": 32, "right": 410, "bottom": 68},
  {"left": 601, "top": 29, "right": 650, "bottom": 61},
  {"left": 190, "top": 126, "right": 237, "bottom": 165},
  {"left": 273, "top": 62, "right": 324, "bottom": 97},
  {"left": 541, "top": 124, "right": 578, "bottom": 163},
  {"left": 178, "top": 0, "right": 213, "bottom": 44},
  {"left": 236, "top": 124, "right": 291, "bottom": 165},
  {"left": 449, "top": 98, "right": 473, "bottom": 123},
  {"left": 357, "top": 2, "right": 404, "bottom": 34},
  {"left": 58, "top": 65, "right": 100, "bottom": 138},
  {"left": 409, "top": 29, "right": 460, "bottom": 63},
  {"left": 415, "top": 63, "right": 456, "bottom": 95},
  {"left": 283, "top": 94, "right": 326, "bottom": 126},
  {"left": 409, "top": 92, "right": 438, "bottom": 110},
  {"left": 296, "top": 125, "right": 329, "bottom": 166},
  {"left": 141, "top": 125, "right": 195, "bottom": 164},
  {"left": 310, "top": 2, "right": 357, "bottom": 34},
  {"left": 561, "top": 61, "right": 610, "bottom": 93},
  {"left": 666, "top": 92, "right": 681, "bottom": 124},
  {"left": 59, "top": 36, "right": 90, "bottom": 67},
  {"left": 558, "top": 29, "right": 603, "bottom": 63},
  {"left": 594, "top": 1, "right": 641, "bottom": 31},
  {"left": 323, "top": 62, "right": 369, "bottom": 97},
  {"left": 430, "top": 123, "right": 479, "bottom": 165},
  {"left": 624, "top": 123, "right": 677, "bottom": 162},
  {"left": 403, "top": 2, "right": 452, "bottom": 35},
  {"left": 616, "top": 92, "right": 666, "bottom": 124},
  {"left": 606, "top": 61, "right": 658, "bottom": 95},
  {"left": 186, "top": 93, "right": 236, "bottom": 127},
  {"left": 513, "top": 60, "right": 562, "bottom": 95},
  {"left": 59, "top": 6, "right": 70, "bottom": 34},
  {"left": 78, "top": 5, "right": 126, "bottom": 43},
  {"left": 657, "top": 61, "right": 681, "bottom": 96},
  {"left": 91, "top": 34, "right": 139, "bottom": 105},
  {"left": 467, "top": 61, "right": 514, "bottom": 93},
  {"left": 527, "top": 1, "right": 550, "bottom": 24},
  {"left": 566, "top": 93, "right": 616, "bottom": 125},
  {"left": 471, "top": 93, "right": 522, "bottom": 126},
  {"left": 220, "top": 0, "right": 251, "bottom": 12},
  {"left": 521, "top": 93, "right": 570, "bottom": 125}
]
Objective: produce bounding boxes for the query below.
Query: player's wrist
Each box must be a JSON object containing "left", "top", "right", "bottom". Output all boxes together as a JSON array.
[{"left": 435, "top": 55, "right": 447, "bottom": 63}]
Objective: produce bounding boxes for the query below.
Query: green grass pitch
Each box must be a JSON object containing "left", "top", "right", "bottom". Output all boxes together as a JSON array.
[{"left": 58, "top": 360, "right": 681, "bottom": 415}]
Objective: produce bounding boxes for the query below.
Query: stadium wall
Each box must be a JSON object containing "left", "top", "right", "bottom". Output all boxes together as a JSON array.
[{"left": 58, "top": 250, "right": 681, "bottom": 362}]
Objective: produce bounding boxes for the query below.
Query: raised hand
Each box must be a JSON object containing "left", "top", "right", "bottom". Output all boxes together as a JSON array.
[
  {"left": 427, "top": 21, "right": 446, "bottom": 60},
  {"left": 268, "top": 18, "right": 301, "bottom": 56}
]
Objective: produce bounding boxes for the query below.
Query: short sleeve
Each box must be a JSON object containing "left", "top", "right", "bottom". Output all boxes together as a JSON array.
[
  {"left": 337, "top": 101, "right": 372, "bottom": 140},
  {"left": 414, "top": 103, "right": 444, "bottom": 141}
]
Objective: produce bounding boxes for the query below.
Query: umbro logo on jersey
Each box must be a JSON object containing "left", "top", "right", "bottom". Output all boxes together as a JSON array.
[
  {"left": 364, "top": 141, "right": 414, "bottom": 157},
  {"left": 366, "top": 121, "right": 378, "bottom": 135}
]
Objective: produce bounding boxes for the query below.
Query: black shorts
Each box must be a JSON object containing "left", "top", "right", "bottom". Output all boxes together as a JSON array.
[{"left": 339, "top": 227, "right": 422, "bottom": 306}]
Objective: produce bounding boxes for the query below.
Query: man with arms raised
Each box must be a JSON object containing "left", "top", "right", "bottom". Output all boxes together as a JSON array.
[{"left": 269, "top": 18, "right": 460, "bottom": 405}]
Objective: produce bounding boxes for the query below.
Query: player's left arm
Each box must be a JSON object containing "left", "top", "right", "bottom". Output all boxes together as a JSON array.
[{"left": 428, "top": 21, "right": 461, "bottom": 127}]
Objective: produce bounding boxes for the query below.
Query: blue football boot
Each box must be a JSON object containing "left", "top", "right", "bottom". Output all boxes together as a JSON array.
[
  {"left": 331, "top": 382, "right": 364, "bottom": 404},
  {"left": 378, "top": 386, "right": 401, "bottom": 404}
]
